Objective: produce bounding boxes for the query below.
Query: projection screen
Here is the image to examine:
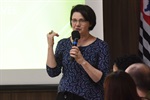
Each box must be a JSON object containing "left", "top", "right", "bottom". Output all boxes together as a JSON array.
[{"left": 0, "top": 0, "right": 103, "bottom": 85}]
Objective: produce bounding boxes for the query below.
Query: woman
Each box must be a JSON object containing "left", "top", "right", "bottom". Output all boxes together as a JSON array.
[
  {"left": 46, "top": 4, "right": 110, "bottom": 100},
  {"left": 104, "top": 70, "right": 141, "bottom": 100}
]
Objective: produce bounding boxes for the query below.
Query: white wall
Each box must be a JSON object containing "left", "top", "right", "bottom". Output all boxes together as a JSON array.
[{"left": 86, "top": 0, "right": 103, "bottom": 40}]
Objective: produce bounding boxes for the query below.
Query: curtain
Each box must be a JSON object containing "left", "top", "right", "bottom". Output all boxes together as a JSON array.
[{"left": 103, "top": 0, "right": 140, "bottom": 68}]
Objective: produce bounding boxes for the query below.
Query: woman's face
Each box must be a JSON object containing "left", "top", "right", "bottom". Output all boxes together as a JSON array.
[{"left": 71, "top": 12, "right": 91, "bottom": 35}]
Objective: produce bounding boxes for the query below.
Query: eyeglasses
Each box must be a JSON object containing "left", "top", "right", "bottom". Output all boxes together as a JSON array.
[{"left": 71, "top": 19, "right": 87, "bottom": 24}]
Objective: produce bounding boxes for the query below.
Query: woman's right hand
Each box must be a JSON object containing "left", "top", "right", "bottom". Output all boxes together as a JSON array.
[{"left": 47, "top": 30, "right": 59, "bottom": 47}]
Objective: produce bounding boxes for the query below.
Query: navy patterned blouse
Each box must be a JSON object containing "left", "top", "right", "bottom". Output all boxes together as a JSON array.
[{"left": 46, "top": 38, "right": 110, "bottom": 100}]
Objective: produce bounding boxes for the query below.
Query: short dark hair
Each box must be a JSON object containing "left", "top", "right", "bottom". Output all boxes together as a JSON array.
[
  {"left": 70, "top": 4, "right": 96, "bottom": 30},
  {"left": 114, "top": 54, "right": 143, "bottom": 71}
]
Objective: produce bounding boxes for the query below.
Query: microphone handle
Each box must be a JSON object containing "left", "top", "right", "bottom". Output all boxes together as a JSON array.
[
  {"left": 69, "top": 56, "right": 74, "bottom": 61},
  {"left": 69, "top": 38, "right": 78, "bottom": 61}
]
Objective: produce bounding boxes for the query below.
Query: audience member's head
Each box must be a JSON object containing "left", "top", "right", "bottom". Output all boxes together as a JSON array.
[
  {"left": 113, "top": 54, "right": 143, "bottom": 72},
  {"left": 125, "top": 63, "right": 150, "bottom": 100},
  {"left": 104, "top": 70, "right": 141, "bottom": 100}
]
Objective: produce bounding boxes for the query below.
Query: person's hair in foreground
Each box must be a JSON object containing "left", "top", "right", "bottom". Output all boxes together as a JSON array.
[
  {"left": 104, "top": 70, "right": 141, "bottom": 100},
  {"left": 125, "top": 63, "right": 150, "bottom": 100}
]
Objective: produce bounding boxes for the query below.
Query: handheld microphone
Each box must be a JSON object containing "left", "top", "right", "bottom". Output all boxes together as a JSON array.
[{"left": 69, "top": 30, "right": 80, "bottom": 61}]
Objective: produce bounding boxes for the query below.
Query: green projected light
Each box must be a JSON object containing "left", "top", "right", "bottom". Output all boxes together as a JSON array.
[{"left": 0, "top": 0, "right": 85, "bottom": 69}]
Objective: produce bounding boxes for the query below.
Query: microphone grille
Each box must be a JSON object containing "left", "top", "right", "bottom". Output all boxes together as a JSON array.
[{"left": 72, "top": 31, "right": 80, "bottom": 40}]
